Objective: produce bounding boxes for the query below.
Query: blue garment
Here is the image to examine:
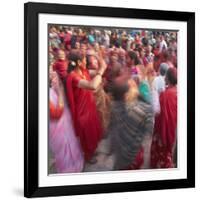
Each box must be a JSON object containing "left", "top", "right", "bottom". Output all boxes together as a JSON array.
[
  {"left": 139, "top": 80, "right": 152, "bottom": 104},
  {"left": 88, "top": 34, "right": 95, "bottom": 44}
]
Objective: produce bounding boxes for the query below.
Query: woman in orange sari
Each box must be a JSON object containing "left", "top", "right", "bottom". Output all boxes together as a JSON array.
[
  {"left": 66, "top": 51, "right": 107, "bottom": 161},
  {"left": 150, "top": 67, "right": 177, "bottom": 168}
]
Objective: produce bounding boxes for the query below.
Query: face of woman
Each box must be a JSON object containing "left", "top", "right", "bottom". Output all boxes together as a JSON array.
[
  {"left": 110, "top": 55, "right": 118, "bottom": 64},
  {"left": 135, "top": 51, "right": 140, "bottom": 58},
  {"left": 89, "top": 56, "right": 99, "bottom": 69},
  {"left": 75, "top": 42, "right": 80, "bottom": 49},
  {"left": 58, "top": 50, "right": 65, "bottom": 60},
  {"left": 135, "top": 34, "right": 139, "bottom": 40},
  {"left": 78, "top": 57, "right": 87, "bottom": 70},
  {"left": 140, "top": 49, "right": 145, "bottom": 58},
  {"left": 80, "top": 44, "right": 87, "bottom": 56},
  {"left": 126, "top": 55, "right": 132, "bottom": 67}
]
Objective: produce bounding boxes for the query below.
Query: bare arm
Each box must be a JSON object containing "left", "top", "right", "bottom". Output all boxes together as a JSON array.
[
  {"left": 88, "top": 69, "right": 98, "bottom": 78},
  {"left": 78, "top": 56, "right": 107, "bottom": 90},
  {"left": 78, "top": 75, "right": 102, "bottom": 90}
]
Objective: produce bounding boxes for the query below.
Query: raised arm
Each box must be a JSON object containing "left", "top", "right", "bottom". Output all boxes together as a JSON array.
[{"left": 78, "top": 54, "right": 107, "bottom": 90}]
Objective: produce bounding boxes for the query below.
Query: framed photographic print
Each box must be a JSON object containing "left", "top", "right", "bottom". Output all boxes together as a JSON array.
[{"left": 24, "top": 2, "right": 195, "bottom": 198}]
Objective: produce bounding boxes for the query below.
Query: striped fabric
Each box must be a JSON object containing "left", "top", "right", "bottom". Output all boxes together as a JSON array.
[{"left": 108, "top": 100, "right": 154, "bottom": 169}]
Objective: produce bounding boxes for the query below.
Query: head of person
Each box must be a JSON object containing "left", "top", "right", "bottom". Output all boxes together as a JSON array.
[
  {"left": 130, "top": 42, "right": 136, "bottom": 50},
  {"left": 108, "top": 62, "right": 123, "bottom": 80},
  {"left": 165, "top": 67, "right": 177, "bottom": 86},
  {"left": 118, "top": 48, "right": 126, "bottom": 60},
  {"left": 163, "top": 50, "right": 172, "bottom": 62},
  {"left": 93, "top": 42, "right": 100, "bottom": 52},
  {"left": 138, "top": 47, "right": 145, "bottom": 58},
  {"left": 159, "top": 63, "right": 169, "bottom": 76},
  {"left": 86, "top": 50, "right": 99, "bottom": 70},
  {"left": 80, "top": 43, "right": 87, "bottom": 56},
  {"left": 99, "top": 45, "right": 107, "bottom": 58},
  {"left": 75, "top": 41, "right": 80, "bottom": 49},
  {"left": 59, "top": 43, "right": 65, "bottom": 50},
  {"left": 135, "top": 33, "right": 140, "bottom": 40},
  {"left": 90, "top": 29, "right": 94, "bottom": 35},
  {"left": 145, "top": 45, "right": 152, "bottom": 56},
  {"left": 57, "top": 50, "right": 66, "bottom": 60},
  {"left": 60, "top": 29, "right": 64, "bottom": 34},
  {"left": 50, "top": 26, "right": 57, "bottom": 33},
  {"left": 142, "top": 37, "right": 149, "bottom": 46},
  {"left": 78, "top": 28, "right": 83, "bottom": 35},
  {"left": 171, "top": 37, "right": 177, "bottom": 45},
  {"left": 126, "top": 51, "right": 140, "bottom": 67},
  {"left": 110, "top": 72, "right": 138, "bottom": 102},
  {"left": 110, "top": 49, "right": 119, "bottom": 64},
  {"left": 67, "top": 51, "right": 86, "bottom": 73},
  {"left": 160, "top": 35, "right": 165, "bottom": 41},
  {"left": 155, "top": 34, "right": 161, "bottom": 43},
  {"left": 168, "top": 47, "right": 176, "bottom": 57}
]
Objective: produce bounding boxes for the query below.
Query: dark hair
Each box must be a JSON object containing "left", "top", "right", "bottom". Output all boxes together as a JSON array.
[
  {"left": 166, "top": 68, "right": 177, "bottom": 85},
  {"left": 142, "top": 37, "right": 149, "bottom": 46},
  {"left": 67, "top": 51, "right": 84, "bottom": 73},
  {"left": 127, "top": 51, "right": 140, "bottom": 65},
  {"left": 111, "top": 82, "right": 129, "bottom": 101},
  {"left": 159, "top": 63, "right": 169, "bottom": 76},
  {"left": 109, "top": 62, "right": 122, "bottom": 79},
  {"left": 86, "top": 55, "right": 90, "bottom": 69},
  {"left": 135, "top": 43, "right": 141, "bottom": 49},
  {"left": 163, "top": 50, "right": 172, "bottom": 61},
  {"left": 138, "top": 47, "right": 145, "bottom": 57}
]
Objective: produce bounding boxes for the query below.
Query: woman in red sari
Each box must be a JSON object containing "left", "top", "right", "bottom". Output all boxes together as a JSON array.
[
  {"left": 150, "top": 67, "right": 177, "bottom": 168},
  {"left": 53, "top": 50, "right": 68, "bottom": 82},
  {"left": 66, "top": 51, "right": 107, "bottom": 161}
]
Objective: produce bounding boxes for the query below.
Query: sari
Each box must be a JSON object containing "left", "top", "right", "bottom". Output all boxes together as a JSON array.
[
  {"left": 49, "top": 87, "right": 84, "bottom": 173},
  {"left": 66, "top": 69, "right": 103, "bottom": 161},
  {"left": 150, "top": 86, "right": 177, "bottom": 168}
]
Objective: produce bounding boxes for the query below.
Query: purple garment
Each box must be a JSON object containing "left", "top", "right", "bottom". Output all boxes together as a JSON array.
[{"left": 49, "top": 88, "right": 84, "bottom": 173}]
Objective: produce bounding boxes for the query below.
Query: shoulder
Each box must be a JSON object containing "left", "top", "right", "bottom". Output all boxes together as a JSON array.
[
  {"left": 68, "top": 71, "right": 82, "bottom": 86},
  {"left": 165, "top": 86, "right": 177, "bottom": 94},
  {"left": 128, "top": 100, "right": 153, "bottom": 119},
  {"left": 138, "top": 100, "right": 153, "bottom": 114}
]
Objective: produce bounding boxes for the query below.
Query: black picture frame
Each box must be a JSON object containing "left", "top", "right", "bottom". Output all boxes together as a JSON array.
[{"left": 24, "top": 2, "right": 195, "bottom": 198}]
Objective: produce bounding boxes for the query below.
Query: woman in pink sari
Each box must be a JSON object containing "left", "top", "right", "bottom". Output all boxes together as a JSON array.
[{"left": 49, "top": 71, "right": 84, "bottom": 173}]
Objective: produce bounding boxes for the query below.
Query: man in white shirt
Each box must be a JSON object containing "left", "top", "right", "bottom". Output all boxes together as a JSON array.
[
  {"left": 159, "top": 35, "right": 168, "bottom": 53},
  {"left": 153, "top": 62, "right": 169, "bottom": 95}
]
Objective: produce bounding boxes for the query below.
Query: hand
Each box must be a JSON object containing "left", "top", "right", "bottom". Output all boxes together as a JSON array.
[{"left": 100, "top": 59, "right": 107, "bottom": 72}]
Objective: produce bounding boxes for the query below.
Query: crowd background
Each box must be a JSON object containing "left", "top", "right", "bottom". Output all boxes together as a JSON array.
[{"left": 48, "top": 25, "right": 177, "bottom": 174}]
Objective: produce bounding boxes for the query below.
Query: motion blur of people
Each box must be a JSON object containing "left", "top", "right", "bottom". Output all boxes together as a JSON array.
[
  {"left": 107, "top": 72, "right": 154, "bottom": 170},
  {"left": 48, "top": 25, "right": 178, "bottom": 173}
]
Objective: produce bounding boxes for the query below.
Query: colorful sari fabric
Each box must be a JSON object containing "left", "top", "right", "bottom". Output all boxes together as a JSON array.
[
  {"left": 150, "top": 86, "right": 177, "bottom": 168},
  {"left": 127, "top": 147, "right": 145, "bottom": 169},
  {"left": 49, "top": 88, "right": 84, "bottom": 173},
  {"left": 94, "top": 85, "right": 111, "bottom": 131},
  {"left": 66, "top": 69, "right": 103, "bottom": 161}
]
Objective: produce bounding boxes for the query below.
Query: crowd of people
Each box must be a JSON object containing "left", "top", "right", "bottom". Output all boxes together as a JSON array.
[{"left": 48, "top": 25, "right": 177, "bottom": 173}]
